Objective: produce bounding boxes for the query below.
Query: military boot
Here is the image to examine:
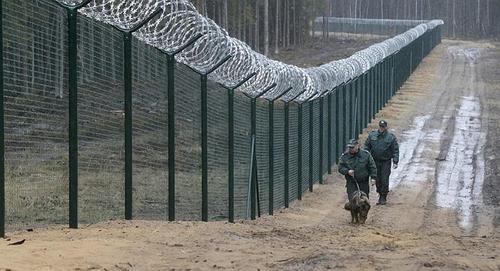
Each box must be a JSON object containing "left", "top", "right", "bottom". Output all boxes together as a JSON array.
[{"left": 377, "top": 194, "right": 387, "bottom": 205}]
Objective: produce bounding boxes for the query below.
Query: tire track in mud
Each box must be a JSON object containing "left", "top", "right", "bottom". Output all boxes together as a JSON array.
[
  {"left": 428, "top": 44, "right": 493, "bottom": 235},
  {"left": 377, "top": 41, "right": 496, "bottom": 236}
]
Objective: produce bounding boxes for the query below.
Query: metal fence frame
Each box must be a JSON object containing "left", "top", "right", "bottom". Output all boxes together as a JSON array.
[{"left": 0, "top": 0, "right": 442, "bottom": 237}]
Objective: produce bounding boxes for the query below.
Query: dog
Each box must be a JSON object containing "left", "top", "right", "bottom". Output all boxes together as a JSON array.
[{"left": 344, "top": 190, "right": 371, "bottom": 224}]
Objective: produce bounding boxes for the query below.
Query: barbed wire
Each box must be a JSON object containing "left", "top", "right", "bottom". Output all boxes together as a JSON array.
[{"left": 57, "top": 0, "right": 443, "bottom": 102}]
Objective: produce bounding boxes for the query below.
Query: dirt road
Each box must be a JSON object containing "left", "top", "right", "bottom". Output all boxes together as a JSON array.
[{"left": 1, "top": 40, "right": 499, "bottom": 271}]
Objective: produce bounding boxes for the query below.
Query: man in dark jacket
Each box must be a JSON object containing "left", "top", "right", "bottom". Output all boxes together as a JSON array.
[
  {"left": 338, "top": 139, "right": 377, "bottom": 203},
  {"left": 364, "top": 120, "right": 399, "bottom": 205}
]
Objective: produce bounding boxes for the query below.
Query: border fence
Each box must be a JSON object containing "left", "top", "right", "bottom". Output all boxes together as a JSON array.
[
  {"left": 313, "top": 17, "right": 429, "bottom": 37},
  {"left": 0, "top": 0, "right": 442, "bottom": 237}
]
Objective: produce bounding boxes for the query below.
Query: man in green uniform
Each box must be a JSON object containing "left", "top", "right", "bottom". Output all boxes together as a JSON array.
[
  {"left": 364, "top": 120, "right": 399, "bottom": 205},
  {"left": 338, "top": 139, "right": 377, "bottom": 203}
]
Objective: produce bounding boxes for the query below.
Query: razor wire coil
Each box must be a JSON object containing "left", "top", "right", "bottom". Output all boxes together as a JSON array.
[{"left": 57, "top": 0, "right": 443, "bottom": 101}]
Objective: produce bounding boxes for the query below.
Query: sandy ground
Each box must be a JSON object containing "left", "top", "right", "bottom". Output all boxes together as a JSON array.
[{"left": 1, "top": 40, "right": 499, "bottom": 271}]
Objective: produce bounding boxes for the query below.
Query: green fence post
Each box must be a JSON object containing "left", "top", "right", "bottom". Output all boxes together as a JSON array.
[
  {"left": 386, "top": 59, "right": 390, "bottom": 103},
  {"left": 367, "top": 69, "right": 371, "bottom": 120},
  {"left": 250, "top": 99, "right": 256, "bottom": 220},
  {"left": 225, "top": 72, "right": 257, "bottom": 223},
  {"left": 164, "top": 34, "right": 202, "bottom": 221},
  {"left": 287, "top": 89, "right": 306, "bottom": 201},
  {"left": 297, "top": 104, "right": 303, "bottom": 200},
  {"left": 357, "top": 78, "right": 362, "bottom": 137},
  {"left": 270, "top": 87, "right": 294, "bottom": 209},
  {"left": 327, "top": 92, "right": 332, "bottom": 174},
  {"left": 308, "top": 100, "right": 313, "bottom": 192},
  {"left": 123, "top": 32, "right": 133, "bottom": 220},
  {"left": 67, "top": 8, "right": 79, "bottom": 230},
  {"left": 377, "top": 63, "right": 380, "bottom": 112},
  {"left": 349, "top": 81, "right": 354, "bottom": 139},
  {"left": 391, "top": 55, "right": 395, "bottom": 97},
  {"left": 250, "top": 84, "right": 276, "bottom": 216},
  {"left": 284, "top": 102, "right": 289, "bottom": 207},
  {"left": 387, "top": 59, "right": 391, "bottom": 102},
  {"left": 51, "top": 0, "right": 93, "bottom": 230},
  {"left": 53, "top": 0, "right": 92, "bottom": 232},
  {"left": 191, "top": 55, "right": 232, "bottom": 222},
  {"left": 109, "top": 8, "right": 162, "bottom": 220},
  {"left": 365, "top": 72, "right": 369, "bottom": 125},
  {"left": 378, "top": 63, "right": 382, "bottom": 112},
  {"left": 342, "top": 84, "right": 348, "bottom": 153},
  {"left": 167, "top": 55, "right": 175, "bottom": 221},
  {"left": 382, "top": 60, "right": 385, "bottom": 107},
  {"left": 367, "top": 71, "right": 371, "bottom": 125},
  {"left": 0, "top": 0, "right": 4, "bottom": 238},
  {"left": 228, "top": 88, "right": 234, "bottom": 222},
  {"left": 383, "top": 60, "right": 387, "bottom": 107},
  {"left": 335, "top": 87, "right": 340, "bottom": 164},
  {"left": 319, "top": 96, "right": 324, "bottom": 183}
]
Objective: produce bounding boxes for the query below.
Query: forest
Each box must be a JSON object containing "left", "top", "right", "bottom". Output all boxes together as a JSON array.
[{"left": 190, "top": 0, "right": 500, "bottom": 55}]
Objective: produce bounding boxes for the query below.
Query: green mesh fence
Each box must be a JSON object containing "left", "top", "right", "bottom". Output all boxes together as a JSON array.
[
  {"left": 255, "top": 99, "right": 269, "bottom": 214},
  {"left": 207, "top": 81, "right": 228, "bottom": 220},
  {"left": 131, "top": 39, "right": 169, "bottom": 220},
  {"left": 174, "top": 63, "right": 201, "bottom": 221},
  {"left": 233, "top": 93, "right": 251, "bottom": 219},
  {"left": 77, "top": 15, "right": 124, "bottom": 224},
  {"left": 273, "top": 101, "right": 285, "bottom": 211},
  {"left": 3, "top": 0, "right": 68, "bottom": 231},
  {"left": 322, "top": 98, "right": 329, "bottom": 176},
  {"left": 0, "top": 0, "right": 441, "bottom": 234},
  {"left": 288, "top": 103, "right": 299, "bottom": 202},
  {"left": 301, "top": 103, "right": 310, "bottom": 193},
  {"left": 312, "top": 100, "right": 320, "bottom": 183}
]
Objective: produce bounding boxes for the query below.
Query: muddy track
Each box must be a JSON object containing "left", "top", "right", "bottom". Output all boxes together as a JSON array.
[{"left": 0, "top": 40, "right": 499, "bottom": 271}]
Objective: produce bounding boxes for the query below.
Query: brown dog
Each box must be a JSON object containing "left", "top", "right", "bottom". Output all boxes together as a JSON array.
[{"left": 344, "top": 190, "right": 371, "bottom": 224}]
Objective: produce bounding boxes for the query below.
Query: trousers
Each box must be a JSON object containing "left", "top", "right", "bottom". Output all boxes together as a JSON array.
[{"left": 375, "top": 159, "right": 392, "bottom": 195}]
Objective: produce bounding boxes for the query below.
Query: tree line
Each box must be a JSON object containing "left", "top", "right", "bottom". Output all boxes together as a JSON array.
[
  {"left": 190, "top": 0, "right": 499, "bottom": 55},
  {"left": 190, "top": 0, "right": 327, "bottom": 55},
  {"left": 327, "top": 0, "right": 500, "bottom": 39}
]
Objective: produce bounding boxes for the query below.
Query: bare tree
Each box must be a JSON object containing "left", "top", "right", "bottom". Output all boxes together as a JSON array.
[
  {"left": 255, "top": 0, "right": 260, "bottom": 51},
  {"left": 264, "top": 0, "right": 269, "bottom": 55},
  {"left": 275, "top": 0, "right": 279, "bottom": 54},
  {"left": 222, "top": 0, "right": 228, "bottom": 29}
]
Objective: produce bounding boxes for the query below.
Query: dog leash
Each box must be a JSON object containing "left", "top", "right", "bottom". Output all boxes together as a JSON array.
[{"left": 352, "top": 174, "right": 362, "bottom": 196}]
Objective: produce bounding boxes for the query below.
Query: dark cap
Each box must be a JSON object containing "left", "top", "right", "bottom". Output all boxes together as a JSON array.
[
  {"left": 379, "top": 120, "right": 388, "bottom": 127},
  {"left": 347, "top": 139, "right": 358, "bottom": 148}
]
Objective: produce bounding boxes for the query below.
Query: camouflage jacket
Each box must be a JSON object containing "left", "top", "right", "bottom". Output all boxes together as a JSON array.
[
  {"left": 338, "top": 149, "right": 377, "bottom": 182},
  {"left": 364, "top": 130, "right": 399, "bottom": 163}
]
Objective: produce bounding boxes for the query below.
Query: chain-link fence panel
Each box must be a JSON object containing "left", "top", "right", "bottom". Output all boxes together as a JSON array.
[
  {"left": 207, "top": 81, "right": 228, "bottom": 220},
  {"left": 273, "top": 101, "right": 285, "bottom": 211},
  {"left": 322, "top": 98, "right": 329, "bottom": 177},
  {"left": 76, "top": 16, "right": 124, "bottom": 224},
  {"left": 288, "top": 103, "right": 299, "bottom": 202},
  {"left": 255, "top": 99, "right": 269, "bottom": 214},
  {"left": 174, "top": 63, "right": 201, "bottom": 220},
  {"left": 131, "top": 38, "right": 169, "bottom": 220},
  {"left": 312, "top": 100, "right": 320, "bottom": 183},
  {"left": 301, "top": 103, "right": 310, "bottom": 194},
  {"left": 3, "top": 0, "right": 69, "bottom": 232},
  {"left": 233, "top": 93, "right": 251, "bottom": 219}
]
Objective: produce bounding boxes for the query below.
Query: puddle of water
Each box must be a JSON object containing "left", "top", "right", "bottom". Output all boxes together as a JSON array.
[
  {"left": 447, "top": 46, "right": 482, "bottom": 65},
  {"left": 436, "top": 96, "right": 486, "bottom": 230}
]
